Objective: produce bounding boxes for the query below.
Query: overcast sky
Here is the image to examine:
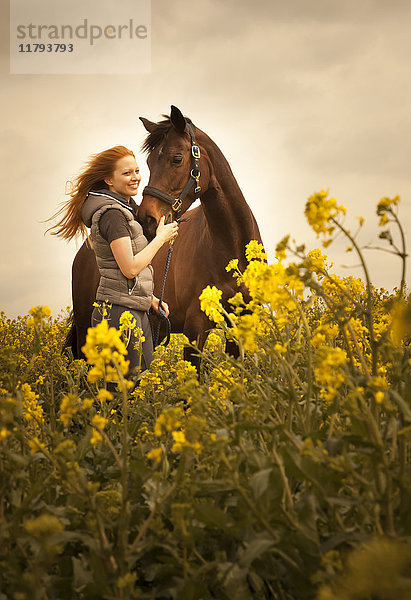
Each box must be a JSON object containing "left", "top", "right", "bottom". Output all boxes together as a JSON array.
[{"left": 1, "top": 0, "right": 410, "bottom": 318}]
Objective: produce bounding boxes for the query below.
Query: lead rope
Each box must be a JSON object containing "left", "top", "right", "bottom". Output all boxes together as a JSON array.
[
  {"left": 152, "top": 215, "right": 190, "bottom": 348},
  {"left": 153, "top": 244, "right": 174, "bottom": 348}
]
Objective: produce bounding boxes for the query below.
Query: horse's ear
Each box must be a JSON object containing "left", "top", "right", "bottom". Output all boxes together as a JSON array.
[
  {"left": 170, "top": 105, "right": 186, "bottom": 133},
  {"left": 139, "top": 117, "right": 156, "bottom": 133}
]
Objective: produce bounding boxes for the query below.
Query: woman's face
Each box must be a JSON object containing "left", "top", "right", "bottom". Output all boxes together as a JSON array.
[{"left": 104, "top": 155, "right": 141, "bottom": 200}]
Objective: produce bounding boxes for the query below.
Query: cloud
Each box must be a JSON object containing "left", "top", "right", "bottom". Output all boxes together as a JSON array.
[{"left": 0, "top": 0, "right": 410, "bottom": 317}]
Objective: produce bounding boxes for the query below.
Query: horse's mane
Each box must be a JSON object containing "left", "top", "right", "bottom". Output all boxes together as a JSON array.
[{"left": 141, "top": 115, "right": 194, "bottom": 154}]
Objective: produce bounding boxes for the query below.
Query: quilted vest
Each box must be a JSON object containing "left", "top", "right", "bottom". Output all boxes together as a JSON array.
[{"left": 81, "top": 192, "right": 154, "bottom": 312}]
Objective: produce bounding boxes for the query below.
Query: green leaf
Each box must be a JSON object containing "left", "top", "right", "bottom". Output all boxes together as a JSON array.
[
  {"left": 217, "top": 562, "right": 251, "bottom": 600},
  {"left": 194, "top": 501, "right": 232, "bottom": 529},
  {"left": 249, "top": 468, "right": 272, "bottom": 499},
  {"left": 72, "top": 555, "right": 93, "bottom": 592},
  {"left": 390, "top": 390, "right": 411, "bottom": 422},
  {"left": 239, "top": 535, "right": 274, "bottom": 568}
]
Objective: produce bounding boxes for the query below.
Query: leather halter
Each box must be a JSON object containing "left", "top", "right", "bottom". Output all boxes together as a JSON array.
[{"left": 142, "top": 121, "right": 201, "bottom": 221}]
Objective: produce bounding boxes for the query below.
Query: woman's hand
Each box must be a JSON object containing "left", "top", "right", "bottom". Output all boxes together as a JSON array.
[
  {"left": 156, "top": 215, "right": 179, "bottom": 244},
  {"left": 151, "top": 295, "right": 170, "bottom": 317}
]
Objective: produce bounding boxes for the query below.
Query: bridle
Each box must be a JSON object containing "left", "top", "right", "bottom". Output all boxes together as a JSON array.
[{"left": 141, "top": 121, "right": 201, "bottom": 222}]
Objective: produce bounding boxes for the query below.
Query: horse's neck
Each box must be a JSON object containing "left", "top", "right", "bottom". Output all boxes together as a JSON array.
[{"left": 200, "top": 138, "right": 261, "bottom": 258}]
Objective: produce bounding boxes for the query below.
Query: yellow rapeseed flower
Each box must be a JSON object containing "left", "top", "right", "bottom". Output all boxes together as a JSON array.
[
  {"left": 171, "top": 430, "right": 203, "bottom": 454},
  {"left": 374, "top": 391, "right": 385, "bottom": 404},
  {"left": 146, "top": 447, "right": 162, "bottom": 463},
  {"left": 82, "top": 319, "right": 129, "bottom": 383},
  {"left": 305, "top": 190, "right": 346, "bottom": 236},
  {"left": 205, "top": 330, "right": 224, "bottom": 353},
  {"left": 306, "top": 248, "right": 328, "bottom": 273},
  {"left": 154, "top": 408, "right": 183, "bottom": 436},
  {"left": 24, "top": 514, "right": 64, "bottom": 539},
  {"left": 225, "top": 258, "right": 239, "bottom": 272},
  {"left": 231, "top": 312, "right": 261, "bottom": 353},
  {"left": 26, "top": 305, "right": 51, "bottom": 328},
  {"left": 199, "top": 286, "right": 225, "bottom": 323},
  {"left": 390, "top": 301, "right": 411, "bottom": 346},
  {"left": 275, "top": 235, "right": 290, "bottom": 261},
  {"left": 378, "top": 213, "right": 389, "bottom": 226},
  {"left": 28, "top": 436, "right": 46, "bottom": 454},
  {"left": 90, "top": 413, "right": 108, "bottom": 447},
  {"left": 245, "top": 240, "right": 267, "bottom": 262},
  {"left": 97, "top": 389, "right": 113, "bottom": 403},
  {"left": 377, "top": 195, "right": 399, "bottom": 211},
  {"left": 81, "top": 397, "right": 94, "bottom": 410},
  {"left": 171, "top": 430, "right": 187, "bottom": 452},
  {"left": 21, "top": 383, "right": 44, "bottom": 434},
  {"left": 59, "top": 394, "right": 81, "bottom": 426},
  {"left": 314, "top": 347, "right": 347, "bottom": 403},
  {"left": 119, "top": 310, "right": 136, "bottom": 332},
  {"left": 0, "top": 427, "right": 10, "bottom": 440}
]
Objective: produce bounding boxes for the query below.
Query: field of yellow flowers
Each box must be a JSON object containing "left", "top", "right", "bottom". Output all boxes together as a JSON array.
[{"left": 0, "top": 192, "right": 410, "bottom": 600}]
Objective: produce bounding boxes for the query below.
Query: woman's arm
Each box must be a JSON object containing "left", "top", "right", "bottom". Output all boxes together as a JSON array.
[{"left": 110, "top": 216, "right": 178, "bottom": 279}]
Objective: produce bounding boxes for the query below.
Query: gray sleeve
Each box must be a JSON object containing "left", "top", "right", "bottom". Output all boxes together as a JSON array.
[{"left": 99, "top": 210, "right": 131, "bottom": 244}]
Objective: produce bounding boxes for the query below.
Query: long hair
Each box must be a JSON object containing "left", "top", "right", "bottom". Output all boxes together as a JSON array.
[{"left": 47, "top": 145, "right": 135, "bottom": 241}]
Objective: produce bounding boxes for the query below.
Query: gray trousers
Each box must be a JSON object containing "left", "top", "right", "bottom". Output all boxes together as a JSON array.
[{"left": 91, "top": 304, "right": 154, "bottom": 375}]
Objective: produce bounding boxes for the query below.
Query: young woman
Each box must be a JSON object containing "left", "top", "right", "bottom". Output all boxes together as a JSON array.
[{"left": 49, "top": 145, "right": 178, "bottom": 374}]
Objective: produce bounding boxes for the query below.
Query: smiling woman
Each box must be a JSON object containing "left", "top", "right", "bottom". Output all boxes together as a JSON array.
[{"left": 47, "top": 145, "right": 178, "bottom": 377}]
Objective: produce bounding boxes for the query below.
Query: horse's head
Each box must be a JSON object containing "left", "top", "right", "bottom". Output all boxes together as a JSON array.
[{"left": 138, "top": 105, "right": 210, "bottom": 240}]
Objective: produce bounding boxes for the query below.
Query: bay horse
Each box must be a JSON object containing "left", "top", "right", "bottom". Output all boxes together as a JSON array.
[
  {"left": 68, "top": 106, "right": 262, "bottom": 363},
  {"left": 137, "top": 106, "right": 262, "bottom": 363}
]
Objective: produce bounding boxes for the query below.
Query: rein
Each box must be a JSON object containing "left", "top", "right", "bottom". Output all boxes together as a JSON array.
[
  {"left": 152, "top": 244, "right": 173, "bottom": 348},
  {"left": 144, "top": 121, "right": 201, "bottom": 348}
]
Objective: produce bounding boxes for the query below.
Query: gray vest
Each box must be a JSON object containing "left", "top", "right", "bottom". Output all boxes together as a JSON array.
[{"left": 81, "top": 194, "right": 154, "bottom": 312}]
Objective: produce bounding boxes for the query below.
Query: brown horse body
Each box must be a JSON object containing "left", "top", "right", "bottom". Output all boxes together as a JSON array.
[
  {"left": 70, "top": 240, "right": 99, "bottom": 358},
  {"left": 69, "top": 107, "right": 262, "bottom": 361}
]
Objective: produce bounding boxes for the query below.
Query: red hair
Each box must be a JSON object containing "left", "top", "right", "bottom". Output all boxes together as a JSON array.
[{"left": 47, "top": 145, "right": 135, "bottom": 241}]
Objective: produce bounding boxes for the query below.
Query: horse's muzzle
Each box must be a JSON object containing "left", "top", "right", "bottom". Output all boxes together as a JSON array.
[{"left": 139, "top": 215, "right": 158, "bottom": 242}]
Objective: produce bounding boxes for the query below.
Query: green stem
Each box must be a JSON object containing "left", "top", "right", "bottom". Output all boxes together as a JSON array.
[
  {"left": 345, "top": 321, "right": 371, "bottom": 379},
  {"left": 195, "top": 343, "right": 285, "bottom": 425},
  {"left": 112, "top": 360, "right": 131, "bottom": 572},
  {"left": 272, "top": 447, "right": 294, "bottom": 510},
  {"left": 49, "top": 372, "right": 56, "bottom": 432},
  {"left": 294, "top": 300, "right": 313, "bottom": 431},
  {"left": 94, "top": 425, "right": 123, "bottom": 471},
  {"left": 127, "top": 482, "right": 177, "bottom": 556},
  {"left": 389, "top": 209, "right": 408, "bottom": 298},
  {"left": 331, "top": 217, "right": 378, "bottom": 376},
  {"left": 221, "top": 455, "right": 300, "bottom": 570}
]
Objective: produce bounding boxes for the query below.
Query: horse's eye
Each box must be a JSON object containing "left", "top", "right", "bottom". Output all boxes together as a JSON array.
[{"left": 172, "top": 156, "right": 183, "bottom": 165}]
